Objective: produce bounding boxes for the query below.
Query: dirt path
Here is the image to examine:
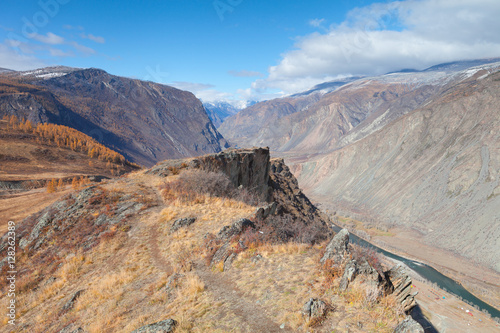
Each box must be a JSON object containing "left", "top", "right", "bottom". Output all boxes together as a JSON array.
[
  {"left": 137, "top": 179, "right": 291, "bottom": 332},
  {"left": 196, "top": 263, "right": 291, "bottom": 333},
  {"left": 147, "top": 213, "right": 173, "bottom": 275}
]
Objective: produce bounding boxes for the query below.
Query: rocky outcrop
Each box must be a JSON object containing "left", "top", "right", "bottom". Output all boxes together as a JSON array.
[
  {"left": 301, "top": 298, "right": 330, "bottom": 323},
  {"left": 320, "top": 228, "right": 350, "bottom": 264},
  {"left": 197, "top": 148, "right": 271, "bottom": 199},
  {"left": 321, "top": 230, "right": 414, "bottom": 310},
  {"left": 253, "top": 202, "right": 277, "bottom": 220},
  {"left": 393, "top": 316, "right": 424, "bottom": 333},
  {"left": 209, "top": 218, "right": 256, "bottom": 271},
  {"left": 150, "top": 149, "right": 332, "bottom": 241},
  {"left": 217, "top": 218, "right": 255, "bottom": 240},
  {"left": 339, "top": 259, "right": 358, "bottom": 291},
  {"left": 170, "top": 217, "right": 196, "bottom": 233},
  {"left": 149, "top": 148, "right": 271, "bottom": 201},
  {"left": 269, "top": 158, "right": 332, "bottom": 243},
  {"left": 61, "top": 289, "right": 85, "bottom": 313},
  {"left": 0, "top": 183, "right": 152, "bottom": 274},
  {"left": 131, "top": 319, "right": 177, "bottom": 333},
  {"left": 388, "top": 265, "right": 418, "bottom": 313}
]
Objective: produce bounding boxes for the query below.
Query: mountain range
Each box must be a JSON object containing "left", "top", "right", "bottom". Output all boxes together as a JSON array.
[
  {"left": 219, "top": 58, "right": 500, "bottom": 272},
  {"left": 1, "top": 58, "right": 499, "bottom": 272}
]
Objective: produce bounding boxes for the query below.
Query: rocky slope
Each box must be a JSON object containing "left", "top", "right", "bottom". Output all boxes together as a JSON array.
[
  {"left": 2, "top": 148, "right": 499, "bottom": 332},
  {"left": 0, "top": 148, "right": 414, "bottom": 332},
  {"left": 292, "top": 68, "right": 500, "bottom": 272},
  {"left": 0, "top": 67, "right": 228, "bottom": 166}
]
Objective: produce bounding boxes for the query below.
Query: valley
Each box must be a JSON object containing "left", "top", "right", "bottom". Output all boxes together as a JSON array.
[{"left": 1, "top": 58, "right": 500, "bottom": 332}]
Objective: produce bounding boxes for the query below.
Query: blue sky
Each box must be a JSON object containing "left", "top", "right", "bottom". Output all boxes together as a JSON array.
[{"left": 2, "top": 0, "right": 500, "bottom": 102}]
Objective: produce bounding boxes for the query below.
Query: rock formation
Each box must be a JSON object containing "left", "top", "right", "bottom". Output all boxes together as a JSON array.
[
  {"left": 301, "top": 298, "right": 330, "bottom": 323},
  {"left": 388, "top": 265, "right": 418, "bottom": 313},
  {"left": 321, "top": 229, "right": 416, "bottom": 312},
  {"left": 393, "top": 316, "right": 424, "bottom": 333},
  {"left": 131, "top": 319, "right": 177, "bottom": 333},
  {"left": 320, "top": 228, "right": 350, "bottom": 264}
]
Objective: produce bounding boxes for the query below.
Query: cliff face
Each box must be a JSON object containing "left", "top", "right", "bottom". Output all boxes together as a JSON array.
[
  {"left": 0, "top": 68, "right": 228, "bottom": 166},
  {"left": 149, "top": 147, "right": 271, "bottom": 200}
]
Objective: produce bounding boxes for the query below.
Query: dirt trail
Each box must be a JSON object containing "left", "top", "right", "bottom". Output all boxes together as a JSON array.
[
  {"left": 196, "top": 263, "right": 291, "bottom": 333},
  {"left": 147, "top": 213, "right": 173, "bottom": 275},
  {"left": 139, "top": 180, "right": 290, "bottom": 332}
]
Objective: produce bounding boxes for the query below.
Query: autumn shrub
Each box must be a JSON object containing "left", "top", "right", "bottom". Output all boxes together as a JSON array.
[
  {"left": 350, "top": 243, "right": 383, "bottom": 275},
  {"left": 160, "top": 169, "right": 261, "bottom": 205},
  {"left": 249, "top": 214, "right": 327, "bottom": 245}
]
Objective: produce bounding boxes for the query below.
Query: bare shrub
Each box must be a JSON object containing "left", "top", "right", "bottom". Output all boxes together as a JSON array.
[
  {"left": 160, "top": 169, "right": 261, "bottom": 205},
  {"left": 350, "top": 244, "right": 383, "bottom": 275},
  {"left": 250, "top": 214, "right": 326, "bottom": 245}
]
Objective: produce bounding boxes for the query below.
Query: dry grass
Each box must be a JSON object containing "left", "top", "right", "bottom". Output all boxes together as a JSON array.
[{"left": 1, "top": 170, "right": 408, "bottom": 333}]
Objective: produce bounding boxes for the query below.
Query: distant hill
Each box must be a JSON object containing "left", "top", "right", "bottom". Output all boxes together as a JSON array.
[
  {"left": 0, "top": 116, "right": 139, "bottom": 184},
  {"left": 0, "top": 67, "right": 228, "bottom": 166}
]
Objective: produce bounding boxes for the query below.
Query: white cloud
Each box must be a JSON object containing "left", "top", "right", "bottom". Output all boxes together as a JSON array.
[
  {"left": 309, "top": 18, "right": 325, "bottom": 27},
  {"left": 70, "top": 41, "right": 96, "bottom": 55},
  {"left": 81, "top": 33, "right": 105, "bottom": 44},
  {"left": 49, "top": 48, "right": 74, "bottom": 57},
  {"left": 32, "top": 32, "right": 65, "bottom": 45},
  {"left": 0, "top": 43, "right": 45, "bottom": 70},
  {"left": 251, "top": 0, "right": 500, "bottom": 95}
]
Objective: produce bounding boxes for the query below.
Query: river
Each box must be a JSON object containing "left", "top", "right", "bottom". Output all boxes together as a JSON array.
[{"left": 330, "top": 225, "right": 500, "bottom": 320}]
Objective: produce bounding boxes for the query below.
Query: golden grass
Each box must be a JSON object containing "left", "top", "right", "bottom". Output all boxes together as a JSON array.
[{"left": 0, "top": 171, "right": 410, "bottom": 333}]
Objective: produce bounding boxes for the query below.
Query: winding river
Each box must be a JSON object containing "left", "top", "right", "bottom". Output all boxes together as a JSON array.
[{"left": 330, "top": 225, "right": 500, "bottom": 320}]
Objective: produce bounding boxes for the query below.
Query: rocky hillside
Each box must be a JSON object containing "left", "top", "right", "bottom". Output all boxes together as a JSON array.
[
  {"left": 0, "top": 67, "right": 228, "bottom": 166},
  {"left": 292, "top": 68, "right": 500, "bottom": 272},
  {"left": 0, "top": 148, "right": 437, "bottom": 332}
]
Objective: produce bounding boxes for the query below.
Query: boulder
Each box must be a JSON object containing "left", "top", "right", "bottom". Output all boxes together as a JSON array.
[
  {"left": 254, "top": 202, "right": 277, "bottom": 220},
  {"left": 339, "top": 259, "right": 358, "bottom": 291},
  {"left": 131, "top": 319, "right": 177, "bottom": 333},
  {"left": 170, "top": 217, "right": 196, "bottom": 232},
  {"left": 217, "top": 218, "right": 255, "bottom": 240},
  {"left": 393, "top": 316, "right": 424, "bottom": 333},
  {"left": 320, "top": 229, "right": 350, "bottom": 265},
  {"left": 210, "top": 242, "right": 239, "bottom": 271},
  {"left": 302, "top": 298, "right": 329, "bottom": 322},
  {"left": 61, "top": 290, "right": 85, "bottom": 313}
]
